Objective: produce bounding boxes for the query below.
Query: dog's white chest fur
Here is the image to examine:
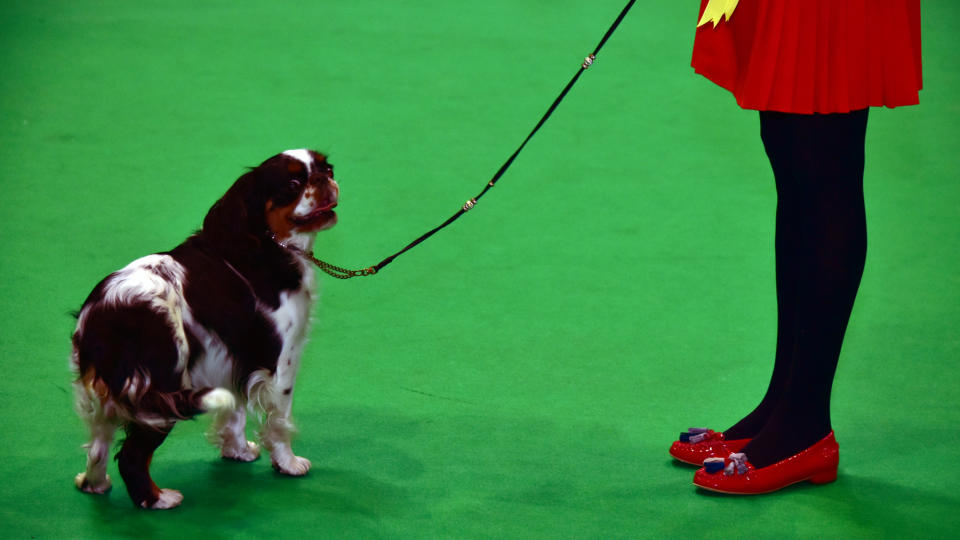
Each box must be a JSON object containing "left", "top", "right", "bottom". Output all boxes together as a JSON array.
[{"left": 269, "top": 265, "right": 316, "bottom": 388}]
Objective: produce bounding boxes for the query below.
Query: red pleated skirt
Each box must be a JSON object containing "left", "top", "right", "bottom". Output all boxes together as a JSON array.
[{"left": 691, "top": 0, "right": 923, "bottom": 114}]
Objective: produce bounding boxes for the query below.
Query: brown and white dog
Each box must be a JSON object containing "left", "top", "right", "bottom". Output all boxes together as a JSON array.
[{"left": 71, "top": 149, "right": 337, "bottom": 509}]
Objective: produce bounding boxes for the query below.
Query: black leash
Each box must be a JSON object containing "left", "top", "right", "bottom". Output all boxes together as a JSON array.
[{"left": 308, "top": 0, "right": 636, "bottom": 279}]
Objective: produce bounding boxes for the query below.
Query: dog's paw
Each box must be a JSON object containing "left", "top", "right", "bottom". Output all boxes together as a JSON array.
[
  {"left": 141, "top": 489, "right": 183, "bottom": 510},
  {"left": 272, "top": 455, "right": 312, "bottom": 476},
  {"left": 75, "top": 472, "right": 112, "bottom": 494},
  {"left": 222, "top": 440, "right": 260, "bottom": 462}
]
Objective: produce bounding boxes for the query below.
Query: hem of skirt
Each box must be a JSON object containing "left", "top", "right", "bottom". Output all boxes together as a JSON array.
[{"left": 694, "top": 66, "right": 920, "bottom": 114}]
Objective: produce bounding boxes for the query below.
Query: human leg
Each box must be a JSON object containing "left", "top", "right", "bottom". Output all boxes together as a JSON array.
[{"left": 739, "top": 109, "right": 869, "bottom": 468}]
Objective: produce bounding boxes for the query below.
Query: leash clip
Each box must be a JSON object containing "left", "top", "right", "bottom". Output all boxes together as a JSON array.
[{"left": 582, "top": 54, "right": 596, "bottom": 69}]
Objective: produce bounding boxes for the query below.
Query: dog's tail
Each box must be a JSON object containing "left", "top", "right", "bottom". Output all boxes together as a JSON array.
[
  {"left": 99, "top": 386, "right": 238, "bottom": 428},
  {"left": 197, "top": 388, "right": 236, "bottom": 413},
  {"left": 158, "top": 387, "right": 236, "bottom": 417}
]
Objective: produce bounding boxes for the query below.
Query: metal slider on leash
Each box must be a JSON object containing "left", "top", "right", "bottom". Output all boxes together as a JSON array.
[{"left": 301, "top": 1, "right": 635, "bottom": 280}]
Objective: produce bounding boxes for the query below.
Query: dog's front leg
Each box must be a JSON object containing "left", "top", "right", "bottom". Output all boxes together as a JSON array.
[{"left": 249, "top": 369, "right": 311, "bottom": 475}]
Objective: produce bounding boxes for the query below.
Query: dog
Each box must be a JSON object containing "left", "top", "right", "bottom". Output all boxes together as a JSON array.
[{"left": 71, "top": 149, "right": 338, "bottom": 509}]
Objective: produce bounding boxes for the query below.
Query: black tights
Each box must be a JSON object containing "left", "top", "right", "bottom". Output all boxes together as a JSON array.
[{"left": 724, "top": 109, "right": 869, "bottom": 468}]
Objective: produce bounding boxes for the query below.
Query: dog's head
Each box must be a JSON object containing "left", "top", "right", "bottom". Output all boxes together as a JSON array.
[{"left": 203, "top": 149, "right": 339, "bottom": 248}]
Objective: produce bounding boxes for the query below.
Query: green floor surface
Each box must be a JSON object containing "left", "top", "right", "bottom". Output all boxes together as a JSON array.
[{"left": 1, "top": 1, "right": 958, "bottom": 538}]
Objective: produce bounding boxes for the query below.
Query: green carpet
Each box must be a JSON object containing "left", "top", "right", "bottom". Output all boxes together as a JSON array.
[{"left": 1, "top": 1, "right": 958, "bottom": 538}]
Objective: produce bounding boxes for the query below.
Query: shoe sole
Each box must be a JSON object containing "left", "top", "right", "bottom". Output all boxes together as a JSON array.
[{"left": 693, "top": 469, "right": 838, "bottom": 495}]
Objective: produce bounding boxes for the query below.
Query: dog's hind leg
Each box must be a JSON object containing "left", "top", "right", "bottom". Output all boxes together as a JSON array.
[
  {"left": 211, "top": 401, "right": 260, "bottom": 462},
  {"left": 116, "top": 423, "right": 181, "bottom": 509},
  {"left": 74, "top": 384, "right": 116, "bottom": 494}
]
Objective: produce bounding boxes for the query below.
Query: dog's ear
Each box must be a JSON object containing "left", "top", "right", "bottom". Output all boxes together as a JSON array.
[{"left": 203, "top": 170, "right": 264, "bottom": 244}]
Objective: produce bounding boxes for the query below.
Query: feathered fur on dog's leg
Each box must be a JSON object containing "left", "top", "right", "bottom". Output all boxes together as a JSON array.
[
  {"left": 74, "top": 380, "right": 116, "bottom": 494},
  {"left": 210, "top": 397, "right": 260, "bottom": 462},
  {"left": 248, "top": 369, "right": 311, "bottom": 476}
]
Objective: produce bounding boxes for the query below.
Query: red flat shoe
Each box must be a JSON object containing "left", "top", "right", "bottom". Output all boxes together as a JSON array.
[
  {"left": 669, "top": 428, "right": 750, "bottom": 466},
  {"left": 693, "top": 431, "right": 839, "bottom": 495}
]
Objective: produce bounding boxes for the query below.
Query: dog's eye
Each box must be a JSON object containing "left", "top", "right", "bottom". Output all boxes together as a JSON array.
[{"left": 288, "top": 179, "right": 303, "bottom": 191}]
